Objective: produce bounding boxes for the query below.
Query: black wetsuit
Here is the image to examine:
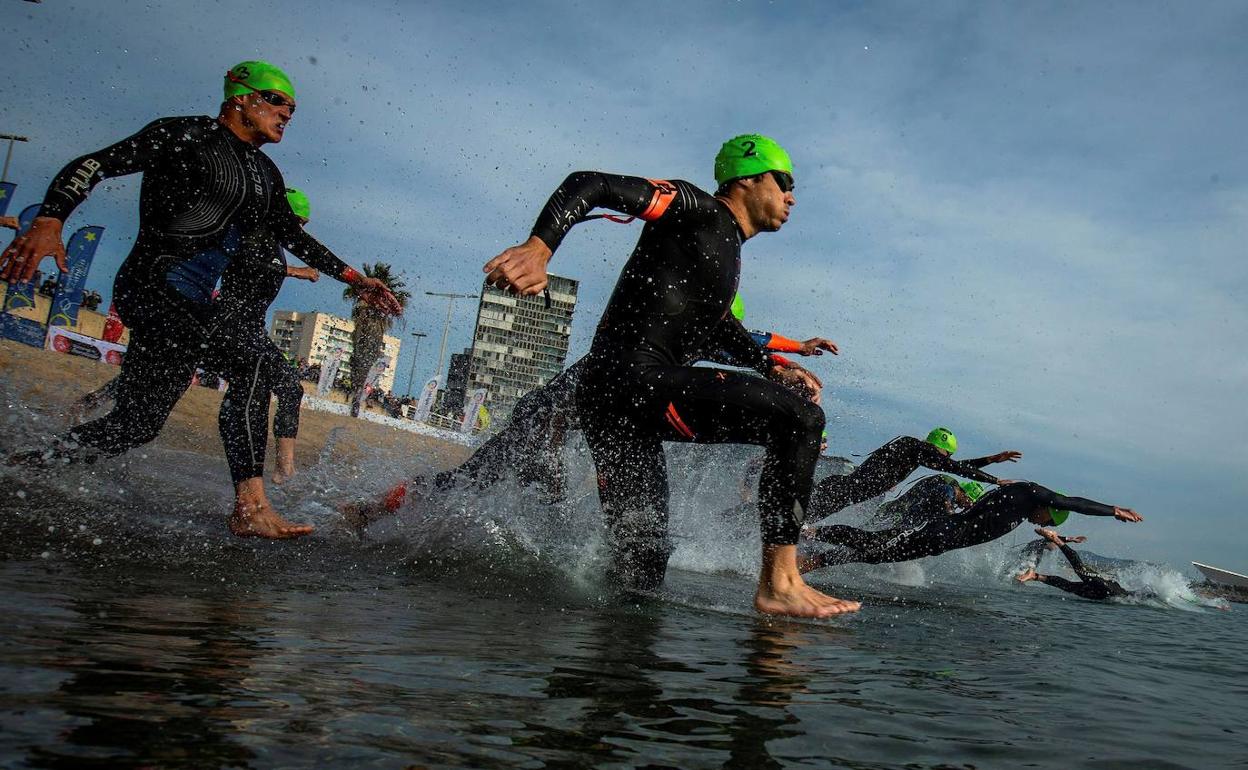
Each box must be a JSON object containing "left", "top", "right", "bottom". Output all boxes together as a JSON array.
[
  {"left": 1034, "top": 542, "right": 1129, "bottom": 601},
  {"left": 435, "top": 357, "right": 586, "bottom": 502},
  {"left": 208, "top": 228, "right": 306, "bottom": 483},
  {"left": 868, "top": 474, "right": 960, "bottom": 529},
  {"left": 39, "top": 115, "right": 348, "bottom": 479},
  {"left": 528, "top": 172, "right": 822, "bottom": 589},
  {"left": 808, "top": 436, "right": 1003, "bottom": 519},
  {"left": 805, "top": 482, "right": 1117, "bottom": 570}
]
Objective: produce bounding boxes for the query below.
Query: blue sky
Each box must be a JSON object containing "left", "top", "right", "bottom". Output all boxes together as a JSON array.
[{"left": 2, "top": 0, "right": 1245, "bottom": 569}]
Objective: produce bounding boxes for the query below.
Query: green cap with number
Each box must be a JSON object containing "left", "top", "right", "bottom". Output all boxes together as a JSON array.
[
  {"left": 714, "top": 134, "right": 793, "bottom": 185},
  {"left": 224, "top": 60, "right": 296, "bottom": 101}
]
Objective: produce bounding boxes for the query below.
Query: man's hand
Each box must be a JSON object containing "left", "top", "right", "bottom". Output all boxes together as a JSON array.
[
  {"left": 1034, "top": 527, "right": 1062, "bottom": 545},
  {"left": 768, "top": 361, "right": 822, "bottom": 404},
  {"left": 288, "top": 266, "right": 320, "bottom": 282},
  {"left": 798, "top": 337, "right": 839, "bottom": 356},
  {"left": 483, "top": 235, "right": 552, "bottom": 296},
  {"left": 1113, "top": 507, "right": 1143, "bottom": 523},
  {"left": 0, "top": 215, "right": 20, "bottom": 232},
  {"left": 1065, "top": 535, "right": 1088, "bottom": 544},
  {"left": 0, "top": 217, "right": 67, "bottom": 283},
  {"left": 989, "top": 450, "right": 1023, "bottom": 463},
  {"left": 353, "top": 275, "right": 402, "bottom": 316}
]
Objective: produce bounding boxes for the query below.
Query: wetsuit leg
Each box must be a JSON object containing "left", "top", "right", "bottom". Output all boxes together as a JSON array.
[
  {"left": 265, "top": 339, "right": 304, "bottom": 439},
  {"left": 209, "top": 329, "right": 276, "bottom": 485},
  {"left": 67, "top": 297, "right": 205, "bottom": 456},
  {"left": 581, "top": 409, "right": 671, "bottom": 591}
]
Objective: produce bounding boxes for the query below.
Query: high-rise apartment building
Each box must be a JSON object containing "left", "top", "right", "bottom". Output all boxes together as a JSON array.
[
  {"left": 270, "top": 310, "right": 401, "bottom": 392},
  {"left": 463, "top": 274, "right": 578, "bottom": 410}
]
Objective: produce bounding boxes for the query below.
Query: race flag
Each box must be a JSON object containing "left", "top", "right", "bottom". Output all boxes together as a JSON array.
[
  {"left": 2, "top": 204, "right": 42, "bottom": 314},
  {"left": 0, "top": 182, "right": 15, "bottom": 216},
  {"left": 413, "top": 376, "right": 439, "bottom": 422},
  {"left": 48, "top": 225, "right": 104, "bottom": 327},
  {"left": 354, "top": 355, "right": 389, "bottom": 415},
  {"left": 460, "top": 389, "right": 488, "bottom": 434},
  {"left": 317, "top": 347, "right": 345, "bottom": 396}
]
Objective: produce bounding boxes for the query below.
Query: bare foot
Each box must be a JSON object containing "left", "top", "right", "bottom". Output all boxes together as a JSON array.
[
  {"left": 272, "top": 438, "right": 297, "bottom": 485},
  {"left": 1016, "top": 568, "right": 1039, "bottom": 583},
  {"left": 755, "top": 544, "right": 861, "bottom": 618},
  {"left": 229, "top": 478, "right": 313, "bottom": 539},
  {"left": 339, "top": 480, "right": 411, "bottom": 531}
]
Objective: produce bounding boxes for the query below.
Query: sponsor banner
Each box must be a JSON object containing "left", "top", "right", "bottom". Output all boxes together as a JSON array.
[
  {"left": 0, "top": 313, "right": 46, "bottom": 347},
  {"left": 2, "top": 204, "right": 42, "bottom": 314},
  {"left": 317, "top": 347, "right": 345, "bottom": 396},
  {"left": 0, "top": 182, "right": 15, "bottom": 216},
  {"left": 460, "top": 389, "right": 487, "bottom": 434},
  {"left": 48, "top": 225, "right": 104, "bottom": 327},
  {"left": 413, "top": 376, "right": 439, "bottom": 422},
  {"left": 355, "top": 355, "right": 389, "bottom": 414},
  {"left": 45, "top": 326, "right": 126, "bottom": 365}
]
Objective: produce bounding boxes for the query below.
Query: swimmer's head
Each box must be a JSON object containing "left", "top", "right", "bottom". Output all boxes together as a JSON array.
[
  {"left": 225, "top": 60, "right": 296, "bottom": 101},
  {"left": 925, "top": 427, "right": 958, "bottom": 456}
]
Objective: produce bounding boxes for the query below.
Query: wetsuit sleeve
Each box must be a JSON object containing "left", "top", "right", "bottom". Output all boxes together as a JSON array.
[
  {"left": 1026, "top": 483, "right": 1118, "bottom": 517},
  {"left": 266, "top": 183, "right": 353, "bottom": 280},
  {"left": 529, "top": 172, "right": 712, "bottom": 253},
  {"left": 38, "top": 116, "right": 187, "bottom": 221},
  {"left": 704, "top": 318, "right": 772, "bottom": 375},
  {"left": 912, "top": 438, "right": 1001, "bottom": 485}
]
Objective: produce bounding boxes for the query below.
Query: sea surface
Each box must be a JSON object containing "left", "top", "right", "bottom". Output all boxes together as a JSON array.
[{"left": 1, "top": 422, "right": 1244, "bottom": 769}]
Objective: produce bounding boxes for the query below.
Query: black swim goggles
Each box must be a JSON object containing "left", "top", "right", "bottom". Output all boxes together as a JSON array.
[
  {"left": 227, "top": 73, "right": 297, "bottom": 114},
  {"left": 770, "top": 170, "right": 795, "bottom": 194}
]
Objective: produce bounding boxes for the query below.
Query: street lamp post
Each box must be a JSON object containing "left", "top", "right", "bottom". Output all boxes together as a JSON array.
[
  {"left": 0, "top": 134, "right": 30, "bottom": 184},
  {"left": 405, "top": 331, "right": 428, "bottom": 396},
  {"left": 425, "top": 290, "right": 476, "bottom": 386}
]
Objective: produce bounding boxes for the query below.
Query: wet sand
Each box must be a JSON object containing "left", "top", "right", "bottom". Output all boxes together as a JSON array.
[{"left": 0, "top": 338, "right": 471, "bottom": 474}]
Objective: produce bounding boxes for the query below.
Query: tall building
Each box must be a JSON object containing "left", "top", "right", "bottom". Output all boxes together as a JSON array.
[
  {"left": 464, "top": 274, "right": 578, "bottom": 410},
  {"left": 270, "top": 310, "right": 401, "bottom": 392}
]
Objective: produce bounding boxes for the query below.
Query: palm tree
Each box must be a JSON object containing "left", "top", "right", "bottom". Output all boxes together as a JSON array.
[{"left": 342, "top": 262, "right": 411, "bottom": 416}]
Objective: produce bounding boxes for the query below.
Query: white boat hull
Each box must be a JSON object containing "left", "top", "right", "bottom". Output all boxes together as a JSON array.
[{"left": 1193, "top": 562, "right": 1248, "bottom": 590}]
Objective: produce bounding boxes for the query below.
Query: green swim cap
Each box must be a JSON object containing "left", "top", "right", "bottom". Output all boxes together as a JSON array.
[
  {"left": 285, "top": 187, "right": 310, "bottom": 222},
  {"left": 926, "top": 427, "right": 958, "bottom": 455},
  {"left": 1048, "top": 489, "right": 1070, "bottom": 526},
  {"left": 224, "top": 60, "right": 296, "bottom": 101},
  {"left": 730, "top": 293, "right": 745, "bottom": 321},
  {"left": 960, "top": 480, "right": 985, "bottom": 502},
  {"left": 714, "top": 134, "right": 793, "bottom": 186}
]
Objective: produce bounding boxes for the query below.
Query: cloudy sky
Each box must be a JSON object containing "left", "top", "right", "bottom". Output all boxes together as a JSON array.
[{"left": 3, "top": 0, "right": 1244, "bottom": 568}]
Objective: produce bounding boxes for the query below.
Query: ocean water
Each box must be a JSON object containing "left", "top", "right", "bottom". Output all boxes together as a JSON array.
[{"left": 1, "top": 425, "right": 1244, "bottom": 769}]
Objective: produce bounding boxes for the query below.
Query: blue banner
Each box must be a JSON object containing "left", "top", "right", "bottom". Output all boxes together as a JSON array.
[
  {"left": 48, "top": 225, "right": 104, "bottom": 328},
  {"left": 2, "top": 204, "right": 43, "bottom": 314},
  {"left": 0, "top": 313, "right": 47, "bottom": 348},
  {"left": 0, "top": 182, "right": 14, "bottom": 216}
]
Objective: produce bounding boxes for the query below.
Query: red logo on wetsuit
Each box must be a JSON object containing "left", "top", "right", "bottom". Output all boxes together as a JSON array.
[{"left": 640, "top": 179, "right": 678, "bottom": 221}]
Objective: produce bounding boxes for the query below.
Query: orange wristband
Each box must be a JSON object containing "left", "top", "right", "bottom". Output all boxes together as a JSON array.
[{"left": 765, "top": 333, "right": 803, "bottom": 353}]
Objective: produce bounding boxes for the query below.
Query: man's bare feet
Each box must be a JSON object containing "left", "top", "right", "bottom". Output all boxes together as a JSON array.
[
  {"left": 228, "top": 478, "right": 313, "bottom": 539},
  {"left": 755, "top": 544, "right": 860, "bottom": 618},
  {"left": 1016, "top": 568, "right": 1039, "bottom": 583}
]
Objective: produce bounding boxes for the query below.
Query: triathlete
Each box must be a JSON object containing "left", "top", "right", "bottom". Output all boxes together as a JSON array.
[
  {"left": 1016, "top": 528, "right": 1131, "bottom": 600},
  {"left": 481, "top": 134, "right": 859, "bottom": 617},
  {"left": 0, "top": 61, "right": 400, "bottom": 539},
  {"left": 347, "top": 294, "right": 838, "bottom": 522},
  {"left": 807, "top": 428, "right": 1021, "bottom": 520},
  {"left": 802, "top": 481, "right": 1143, "bottom": 572},
  {"left": 209, "top": 186, "right": 321, "bottom": 485},
  {"left": 75, "top": 187, "right": 319, "bottom": 487}
]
